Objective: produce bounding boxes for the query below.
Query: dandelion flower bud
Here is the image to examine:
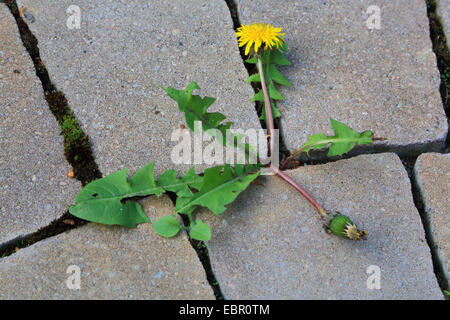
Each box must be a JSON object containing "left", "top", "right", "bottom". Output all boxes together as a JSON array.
[{"left": 328, "top": 213, "right": 367, "bottom": 241}]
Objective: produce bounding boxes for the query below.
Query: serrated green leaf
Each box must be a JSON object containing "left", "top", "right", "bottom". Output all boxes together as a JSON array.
[
  {"left": 70, "top": 163, "right": 203, "bottom": 228},
  {"left": 260, "top": 100, "right": 281, "bottom": 121},
  {"left": 69, "top": 162, "right": 165, "bottom": 227},
  {"left": 165, "top": 82, "right": 231, "bottom": 137},
  {"left": 301, "top": 133, "right": 330, "bottom": 153},
  {"left": 189, "top": 219, "right": 211, "bottom": 241},
  {"left": 152, "top": 215, "right": 181, "bottom": 237},
  {"left": 268, "top": 82, "right": 285, "bottom": 100},
  {"left": 245, "top": 57, "right": 258, "bottom": 64},
  {"left": 165, "top": 82, "right": 258, "bottom": 162},
  {"left": 328, "top": 119, "right": 373, "bottom": 156},
  {"left": 250, "top": 47, "right": 291, "bottom": 124},
  {"left": 157, "top": 169, "right": 194, "bottom": 197},
  {"left": 128, "top": 162, "right": 165, "bottom": 197},
  {"left": 270, "top": 49, "right": 291, "bottom": 65},
  {"left": 251, "top": 90, "right": 264, "bottom": 102},
  {"left": 269, "top": 64, "right": 291, "bottom": 86},
  {"left": 186, "top": 81, "right": 201, "bottom": 92},
  {"left": 176, "top": 164, "right": 260, "bottom": 215},
  {"left": 246, "top": 73, "right": 261, "bottom": 83},
  {"left": 182, "top": 167, "right": 203, "bottom": 191},
  {"left": 300, "top": 119, "right": 373, "bottom": 157},
  {"left": 233, "top": 163, "right": 260, "bottom": 176},
  {"left": 176, "top": 196, "right": 198, "bottom": 216},
  {"left": 252, "top": 87, "right": 284, "bottom": 103}
]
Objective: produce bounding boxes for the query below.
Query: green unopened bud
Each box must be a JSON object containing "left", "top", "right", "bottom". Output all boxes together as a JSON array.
[{"left": 328, "top": 213, "right": 367, "bottom": 241}]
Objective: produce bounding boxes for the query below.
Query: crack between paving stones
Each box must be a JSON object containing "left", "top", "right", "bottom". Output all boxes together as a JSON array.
[
  {"left": 426, "top": 0, "right": 450, "bottom": 149},
  {"left": 165, "top": 192, "right": 225, "bottom": 300},
  {"left": 0, "top": 210, "right": 86, "bottom": 258},
  {"left": 184, "top": 230, "right": 225, "bottom": 300},
  {"left": 402, "top": 157, "right": 449, "bottom": 299},
  {"left": 0, "top": 0, "right": 102, "bottom": 258}
]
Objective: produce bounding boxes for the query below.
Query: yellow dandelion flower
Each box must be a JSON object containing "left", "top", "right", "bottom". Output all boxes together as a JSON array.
[{"left": 235, "top": 23, "right": 285, "bottom": 55}]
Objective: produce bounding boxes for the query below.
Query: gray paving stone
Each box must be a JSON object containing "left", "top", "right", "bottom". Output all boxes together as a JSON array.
[
  {"left": 238, "top": 0, "right": 447, "bottom": 158},
  {"left": 437, "top": 0, "right": 450, "bottom": 46},
  {"left": 0, "top": 195, "right": 214, "bottom": 299},
  {"left": 414, "top": 152, "right": 449, "bottom": 287},
  {"left": 198, "top": 153, "right": 442, "bottom": 299},
  {"left": 18, "top": 0, "right": 263, "bottom": 177},
  {"left": 0, "top": 5, "right": 80, "bottom": 244}
]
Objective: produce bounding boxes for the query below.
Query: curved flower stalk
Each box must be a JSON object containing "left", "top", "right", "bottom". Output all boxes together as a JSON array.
[{"left": 237, "top": 23, "right": 369, "bottom": 240}]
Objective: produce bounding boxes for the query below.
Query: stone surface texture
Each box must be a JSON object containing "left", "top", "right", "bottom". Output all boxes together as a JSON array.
[
  {"left": 0, "top": 5, "right": 80, "bottom": 244},
  {"left": 18, "top": 0, "right": 264, "bottom": 177},
  {"left": 414, "top": 152, "right": 449, "bottom": 286},
  {"left": 238, "top": 0, "right": 447, "bottom": 157},
  {"left": 198, "top": 153, "right": 443, "bottom": 299},
  {"left": 0, "top": 195, "right": 214, "bottom": 299}
]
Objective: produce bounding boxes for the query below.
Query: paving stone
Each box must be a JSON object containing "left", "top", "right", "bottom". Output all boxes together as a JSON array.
[
  {"left": 414, "top": 152, "right": 449, "bottom": 287},
  {"left": 18, "top": 0, "right": 263, "bottom": 177},
  {"left": 437, "top": 0, "right": 450, "bottom": 46},
  {"left": 238, "top": 0, "right": 447, "bottom": 158},
  {"left": 0, "top": 195, "right": 214, "bottom": 299},
  {"left": 198, "top": 153, "right": 442, "bottom": 299},
  {"left": 0, "top": 5, "right": 80, "bottom": 244}
]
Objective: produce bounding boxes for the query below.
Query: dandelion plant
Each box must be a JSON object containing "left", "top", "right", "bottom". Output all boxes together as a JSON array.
[{"left": 69, "top": 23, "right": 379, "bottom": 241}]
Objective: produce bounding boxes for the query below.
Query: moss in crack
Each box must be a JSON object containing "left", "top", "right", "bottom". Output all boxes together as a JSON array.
[
  {"left": 5, "top": 0, "right": 102, "bottom": 186},
  {"left": 61, "top": 113, "right": 88, "bottom": 150},
  {"left": 426, "top": 0, "right": 450, "bottom": 147}
]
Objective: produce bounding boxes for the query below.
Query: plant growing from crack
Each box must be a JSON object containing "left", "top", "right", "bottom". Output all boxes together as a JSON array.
[{"left": 69, "top": 23, "right": 377, "bottom": 241}]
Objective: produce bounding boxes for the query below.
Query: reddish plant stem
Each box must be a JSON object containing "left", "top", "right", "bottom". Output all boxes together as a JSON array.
[
  {"left": 280, "top": 143, "right": 316, "bottom": 170},
  {"left": 275, "top": 168, "right": 326, "bottom": 216},
  {"left": 256, "top": 58, "right": 276, "bottom": 157},
  {"left": 257, "top": 56, "right": 327, "bottom": 217}
]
